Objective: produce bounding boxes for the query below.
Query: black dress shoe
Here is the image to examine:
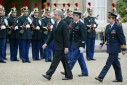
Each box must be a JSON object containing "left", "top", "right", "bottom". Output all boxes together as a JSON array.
[
  {"left": 26, "top": 61, "right": 31, "bottom": 63},
  {"left": 14, "top": 60, "right": 19, "bottom": 61},
  {"left": 61, "top": 72, "right": 65, "bottom": 75},
  {"left": 90, "top": 58, "right": 96, "bottom": 61},
  {"left": 95, "top": 77, "right": 103, "bottom": 82},
  {"left": 87, "top": 58, "right": 91, "bottom": 61},
  {"left": 62, "top": 77, "right": 73, "bottom": 80},
  {"left": 42, "top": 74, "right": 51, "bottom": 80},
  {"left": 112, "top": 80, "right": 123, "bottom": 82},
  {"left": 22, "top": 61, "right": 26, "bottom": 63},
  {"left": 45, "top": 60, "right": 52, "bottom": 62},
  {"left": 0, "top": 60, "right": 6, "bottom": 63},
  {"left": 78, "top": 74, "right": 88, "bottom": 77},
  {"left": 4, "top": 58, "right": 7, "bottom": 60}
]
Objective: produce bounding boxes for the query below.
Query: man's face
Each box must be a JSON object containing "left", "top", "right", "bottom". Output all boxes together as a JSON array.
[
  {"left": 73, "top": 14, "right": 79, "bottom": 22},
  {"left": 46, "top": 12, "right": 51, "bottom": 16},
  {"left": 12, "top": 12, "right": 17, "bottom": 17},
  {"left": 34, "top": 12, "right": 39, "bottom": 16},
  {"left": 0, "top": 10, "right": 3, "bottom": 16},
  {"left": 88, "top": 11, "right": 92, "bottom": 16},
  {"left": 23, "top": 11, "right": 29, "bottom": 16},
  {"left": 68, "top": 11, "right": 72, "bottom": 16},
  {"left": 54, "top": 11, "right": 60, "bottom": 21}
]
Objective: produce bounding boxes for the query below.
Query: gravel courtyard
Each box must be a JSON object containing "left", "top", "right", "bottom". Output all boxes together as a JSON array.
[{"left": 0, "top": 48, "right": 127, "bottom": 85}]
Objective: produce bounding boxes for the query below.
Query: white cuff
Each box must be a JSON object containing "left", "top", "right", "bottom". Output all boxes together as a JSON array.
[
  {"left": 26, "top": 24, "right": 30, "bottom": 28},
  {"left": 15, "top": 26, "right": 18, "bottom": 30},
  {"left": 1, "top": 25, "right": 6, "bottom": 29},
  {"left": 50, "top": 25, "right": 53, "bottom": 30}
]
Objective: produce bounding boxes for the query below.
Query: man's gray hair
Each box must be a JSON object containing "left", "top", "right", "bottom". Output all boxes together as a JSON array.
[{"left": 54, "top": 9, "right": 64, "bottom": 18}]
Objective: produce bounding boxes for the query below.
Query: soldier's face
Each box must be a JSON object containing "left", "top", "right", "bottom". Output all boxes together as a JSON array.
[
  {"left": 88, "top": 11, "right": 92, "bottom": 16},
  {"left": 12, "top": 12, "right": 17, "bottom": 17},
  {"left": 0, "top": 10, "right": 3, "bottom": 16},
  {"left": 34, "top": 12, "right": 39, "bottom": 16},
  {"left": 46, "top": 12, "right": 51, "bottom": 16},
  {"left": 23, "top": 11, "right": 29, "bottom": 16}
]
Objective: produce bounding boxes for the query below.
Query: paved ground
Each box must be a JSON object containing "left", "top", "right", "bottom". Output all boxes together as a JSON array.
[{"left": 0, "top": 47, "right": 127, "bottom": 85}]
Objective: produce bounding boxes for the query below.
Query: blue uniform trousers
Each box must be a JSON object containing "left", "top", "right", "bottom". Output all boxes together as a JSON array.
[
  {"left": 86, "top": 38, "right": 95, "bottom": 59},
  {"left": 69, "top": 48, "right": 88, "bottom": 75},
  {"left": 98, "top": 53, "right": 123, "bottom": 80},
  {"left": 40, "top": 40, "right": 45, "bottom": 59},
  {"left": 44, "top": 39, "right": 53, "bottom": 61},
  {"left": 0, "top": 39, "right": 6, "bottom": 61},
  {"left": 9, "top": 39, "right": 19, "bottom": 61},
  {"left": 32, "top": 40, "right": 41, "bottom": 60},
  {"left": 19, "top": 39, "right": 30, "bottom": 62}
]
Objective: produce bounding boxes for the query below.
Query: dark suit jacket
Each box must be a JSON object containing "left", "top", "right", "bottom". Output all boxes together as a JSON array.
[
  {"left": 101, "top": 23, "right": 126, "bottom": 53},
  {"left": 46, "top": 20, "right": 69, "bottom": 51}
]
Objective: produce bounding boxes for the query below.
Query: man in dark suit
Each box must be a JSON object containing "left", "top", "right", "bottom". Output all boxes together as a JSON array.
[
  {"left": 95, "top": 12, "right": 126, "bottom": 82},
  {"left": 42, "top": 9, "right": 73, "bottom": 80}
]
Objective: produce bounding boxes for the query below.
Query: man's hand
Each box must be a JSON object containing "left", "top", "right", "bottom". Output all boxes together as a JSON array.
[
  {"left": 122, "top": 51, "right": 127, "bottom": 55},
  {"left": 64, "top": 48, "right": 69, "bottom": 54},
  {"left": 99, "top": 45, "right": 102, "bottom": 49},
  {"left": 42, "top": 44, "right": 47, "bottom": 49},
  {"left": 79, "top": 47, "right": 85, "bottom": 53}
]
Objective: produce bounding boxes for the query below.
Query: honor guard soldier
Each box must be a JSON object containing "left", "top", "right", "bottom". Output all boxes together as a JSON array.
[
  {"left": 95, "top": 12, "right": 127, "bottom": 82},
  {"left": 61, "top": 10, "right": 88, "bottom": 77},
  {"left": 31, "top": 3, "right": 42, "bottom": 61},
  {"left": 0, "top": 1, "right": 7, "bottom": 63},
  {"left": 112, "top": 3, "right": 122, "bottom": 26},
  {"left": 18, "top": 1, "right": 32, "bottom": 63},
  {"left": 64, "top": 3, "right": 73, "bottom": 26},
  {"left": 8, "top": 2, "right": 19, "bottom": 61},
  {"left": 42, "top": 2, "right": 55, "bottom": 62},
  {"left": 63, "top": 3, "right": 73, "bottom": 60},
  {"left": 40, "top": 3, "right": 46, "bottom": 59},
  {"left": 84, "top": 2, "right": 98, "bottom": 61}
]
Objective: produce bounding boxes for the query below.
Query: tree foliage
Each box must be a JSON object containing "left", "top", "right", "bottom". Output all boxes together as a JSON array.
[{"left": 116, "top": 0, "right": 127, "bottom": 22}]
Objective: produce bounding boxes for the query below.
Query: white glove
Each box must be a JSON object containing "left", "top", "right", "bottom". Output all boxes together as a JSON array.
[
  {"left": 1, "top": 25, "right": 6, "bottom": 29},
  {"left": 15, "top": 26, "right": 18, "bottom": 30},
  {"left": 51, "top": 18, "right": 55, "bottom": 24},
  {"left": 4, "top": 19, "right": 8, "bottom": 26},
  {"left": 38, "top": 20, "right": 41, "bottom": 26},
  {"left": 36, "top": 26, "right": 40, "bottom": 30},
  {"left": 79, "top": 47, "right": 85, "bottom": 53},
  {"left": 27, "top": 17, "right": 32, "bottom": 24},
  {"left": 26, "top": 24, "right": 30, "bottom": 28},
  {"left": 50, "top": 25, "right": 53, "bottom": 31}
]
